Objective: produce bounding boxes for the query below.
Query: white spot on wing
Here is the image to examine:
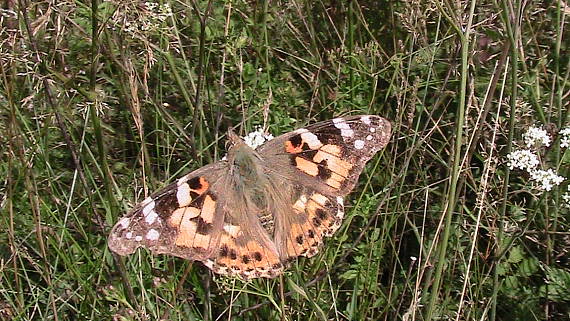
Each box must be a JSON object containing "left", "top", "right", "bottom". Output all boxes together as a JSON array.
[
  {"left": 354, "top": 139, "right": 365, "bottom": 149},
  {"left": 370, "top": 127, "right": 376, "bottom": 133},
  {"left": 135, "top": 235, "right": 143, "bottom": 242},
  {"left": 337, "top": 205, "right": 345, "bottom": 220},
  {"left": 146, "top": 229, "right": 160, "bottom": 240},
  {"left": 204, "top": 259, "right": 214, "bottom": 268},
  {"left": 337, "top": 196, "right": 344, "bottom": 206},
  {"left": 341, "top": 128, "right": 354, "bottom": 138},
  {"left": 333, "top": 118, "right": 354, "bottom": 138},
  {"left": 301, "top": 132, "right": 323, "bottom": 149},
  {"left": 118, "top": 217, "right": 131, "bottom": 229},
  {"left": 361, "top": 115, "right": 371, "bottom": 125},
  {"left": 142, "top": 200, "right": 155, "bottom": 216},
  {"left": 126, "top": 232, "right": 133, "bottom": 239},
  {"left": 145, "top": 210, "right": 159, "bottom": 225},
  {"left": 177, "top": 183, "right": 192, "bottom": 207},
  {"left": 366, "top": 135, "right": 373, "bottom": 141},
  {"left": 177, "top": 176, "right": 186, "bottom": 185},
  {"left": 141, "top": 197, "right": 153, "bottom": 207},
  {"left": 333, "top": 119, "right": 350, "bottom": 129}
]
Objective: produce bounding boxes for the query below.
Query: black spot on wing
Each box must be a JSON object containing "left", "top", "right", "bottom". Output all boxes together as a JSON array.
[
  {"left": 308, "top": 229, "right": 315, "bottom": 238},
  {"left": 147, "top": 187, "right": 178, "bottom": 216},
  {"left": 316, "top": 160, "right": 332, "bottom": 180},
  {"left": 188, "top": 176, "right": 203, "bottom": 190},
  {"left": 316, "top": 208, "right": 328, "bottom": 220},
  {"left": 312, "top": 216, "right": 322, "bottom": 227},
  {"left": 253, "top": 252, "right": 263, "bottom": 261},
  {"left": 195, "top": 217, "right": 213, "bottom": 235},
  {"left": 220, "top": 244, "right": 229, "bottom": 257},
  {"left": 289, "top": 134, "right": 303, "bottom": 148}
]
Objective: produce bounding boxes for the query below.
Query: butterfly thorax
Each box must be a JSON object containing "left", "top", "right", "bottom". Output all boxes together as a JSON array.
[{"left": 228, "top": 140, "right": 276, "bottom": 235}]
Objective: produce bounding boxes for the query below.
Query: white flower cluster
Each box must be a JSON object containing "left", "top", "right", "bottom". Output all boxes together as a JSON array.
[
  {"left": 114, "top": 2, "right": 173, "bottom": 35},
  {"left": 560, "top": 127, "right": 570, "bottom": 148},
  {"left": 507, "top": 126, "right": 565, "bottom": 192},
  {"left": 243, "top": 127, "right": 274, "bottom": 149},
  {"left": 523, "top": 126, "right": 551, "bottom": 148},
  {"left": 507, "top": 149, "right": 539, "bottom": 171},
  {"left": 530, "top": 169, "right": 564, "bottom": 192}
]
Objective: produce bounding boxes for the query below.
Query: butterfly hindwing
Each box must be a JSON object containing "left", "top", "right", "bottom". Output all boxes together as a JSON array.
[
  {"left": 274, "top": 184, "right": 345, "bottom": 261},
  {"left": 203, "top": 182, "right": 284, "bottom": 278}
]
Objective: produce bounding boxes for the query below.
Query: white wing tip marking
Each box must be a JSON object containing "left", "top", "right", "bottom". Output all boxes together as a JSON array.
[
  {"left": 145, "top": 210, "right": 159, "bottom": 225},
  {"left": 146, "top": 229, "right": 160, "bottom": 240},
  {"left": 176, "top": 183, "right": 192, "bottom": 207},
  {"left": 341, "top": 128, "right": 354, "bottom": 138},
  {"left": 142, "top": 200, "right": 156, "bottom": 215},
  {"left": 141, "top": 196, "right": 154, "bottom": 206},
  {"left": 118, "top": 217, "right": 131, "bottom": 229},
  {"left": 354, "top": 139, "right": 365, "bottom": 149}
]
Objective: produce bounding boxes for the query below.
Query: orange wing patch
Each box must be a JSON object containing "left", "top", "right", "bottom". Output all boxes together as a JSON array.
[
  {"left": 281, "top": 191, "right": 344, "bottom": 260},
  {"left": 285, "top": 132, "right": 354, "bottom": 191},
  {"left": 169, "top": 192, "right": 217, "bottom": 251}
]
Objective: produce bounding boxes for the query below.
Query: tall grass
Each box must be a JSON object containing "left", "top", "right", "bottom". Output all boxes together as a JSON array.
[{"left": 1, "top": 0, "right": 568, "bottom": 320}]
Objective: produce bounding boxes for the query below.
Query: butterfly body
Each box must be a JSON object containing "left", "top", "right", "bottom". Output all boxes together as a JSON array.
[{"left": 109, "top": 115, "right": 391, "bottom": 279}]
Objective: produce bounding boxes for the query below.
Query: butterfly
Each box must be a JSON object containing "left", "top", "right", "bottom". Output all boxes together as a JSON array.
[{"left": 108, "top": 115, "right": 391, "bottom": 279}]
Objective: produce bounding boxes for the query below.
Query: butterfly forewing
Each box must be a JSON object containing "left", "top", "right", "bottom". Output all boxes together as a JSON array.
[
  {"left": 108, "top": 163, "right": 227, "bottom": 261},
  {"left": 256, "top": 115, "right": 391, "bottom": 262}
]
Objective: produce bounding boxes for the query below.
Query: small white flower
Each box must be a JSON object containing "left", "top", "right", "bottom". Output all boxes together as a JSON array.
[
  {"left": 562, "top": 189, "right": 570, "bottom": 208},
  {"left": 560, "top": 127, "right": 570, "bottom": 148},
  {"left": 507, "top": 149, "right": 539, "bottom": 171},
  {"left": 243, "top": 127, "right": 274, "bottom": 149},
  {"left": 523, "top": 127, "right": 551, "bottom": 148},
  {"left": 529, "top": 169, "right": 564, "bottom": 191},
  {"left": 145, "top": 2, "right": 158, "bottom": 11}
]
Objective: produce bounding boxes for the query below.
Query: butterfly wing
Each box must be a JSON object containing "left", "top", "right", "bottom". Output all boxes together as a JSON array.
[
  {"left": 108, "top": 163, "right": 229, "bottom": 262},
  {"left": 202, "top": 173, "right": 284, "bottom": 279},
  {"left": 109, "top": 161, "right": 284, "bottom": 279},
  {"left": 257, "top": 115, "right": 391, "bottom": 260},
  {"left": 258, "top": 115, "right": 391, "bottom": 196}
]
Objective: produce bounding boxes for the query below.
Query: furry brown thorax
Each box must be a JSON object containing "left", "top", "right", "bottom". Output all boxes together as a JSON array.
[{"left": 227, "top": 130, "right": 276, "bottom": 235}]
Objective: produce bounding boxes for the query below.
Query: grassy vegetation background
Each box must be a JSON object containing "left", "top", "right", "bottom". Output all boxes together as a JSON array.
[{"left": 1, "top": 0, "right": 569, "bottom": 320}]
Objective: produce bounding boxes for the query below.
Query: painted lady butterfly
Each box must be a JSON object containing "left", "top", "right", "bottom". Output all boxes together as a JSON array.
[{"left": 108, "top": 115, "right": 391, "bottom": 279}]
